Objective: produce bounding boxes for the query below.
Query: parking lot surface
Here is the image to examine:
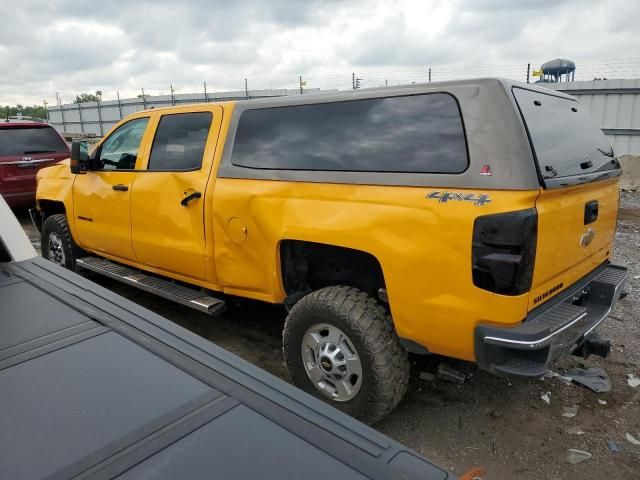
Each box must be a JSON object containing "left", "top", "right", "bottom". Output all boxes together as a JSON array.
[{"left": 17, "top": 192, "right": 640, "bottom": 479}]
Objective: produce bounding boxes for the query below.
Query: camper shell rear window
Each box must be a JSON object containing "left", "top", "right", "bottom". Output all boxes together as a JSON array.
[{"left": 513, "top": 87, "right": 621, "bottom": 187}]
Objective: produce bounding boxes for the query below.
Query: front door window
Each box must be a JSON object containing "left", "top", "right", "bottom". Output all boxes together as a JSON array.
[{"left": 96, "top": 118, "right": 149, "bottom": 170}]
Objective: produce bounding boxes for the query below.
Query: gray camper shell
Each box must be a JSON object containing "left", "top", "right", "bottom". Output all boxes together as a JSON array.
[{"left": 218, "top": 78, "right": 620, "bottom": 190}]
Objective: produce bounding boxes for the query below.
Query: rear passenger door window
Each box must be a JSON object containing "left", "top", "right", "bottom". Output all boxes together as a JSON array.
[
  {"left": 231, "top": 93, "right": 468, "bottom": 174},
  {"left": 148, "top": 112, "right": 212, "bottom": 171}
]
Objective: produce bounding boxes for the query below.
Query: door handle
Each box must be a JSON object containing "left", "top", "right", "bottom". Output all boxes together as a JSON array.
[
  {"left": 584, "top": 200, "right": 598, "bottom": 225},
  {"left": 181, "top": 191, "right": 202, "bottom": 206},
  {"left": 112, "top": 184, "right": 129, "bottom": 192}
]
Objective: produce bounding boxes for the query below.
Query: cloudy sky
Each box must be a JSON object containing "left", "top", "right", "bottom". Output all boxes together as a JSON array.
[{"left": 1, "top": 0, "right": 639, "bottom": 106}]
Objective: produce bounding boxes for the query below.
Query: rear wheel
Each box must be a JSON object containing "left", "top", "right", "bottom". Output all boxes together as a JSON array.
[
  {"left": 283, "top": 286, "right": 409, "bottom": 424},
  {"left": 41, "top": 214, "right": 83, "bottom": 270}
]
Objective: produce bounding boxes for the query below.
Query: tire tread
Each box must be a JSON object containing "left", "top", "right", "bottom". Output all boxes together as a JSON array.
[
  {"left": 41, "top": 214, "right": 83, "bottom": 270},
  {"left": 283, "top": 285, "right": 409, "bottom": 424}
]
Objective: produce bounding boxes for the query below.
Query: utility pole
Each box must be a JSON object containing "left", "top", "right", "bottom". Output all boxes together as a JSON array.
[
  {"left": 299, "top": 76, "right": 303, "bottom": 95},
  {"left": 352, "top": 73, "right": 361, "bottom": 89},
  {"left": 116, "top": 91, "right": 123, "bottom": 119},
  {"left": 170, "top": 84, "right": 175, "bottom": 105},
  {"left": 203, "top": 81, "right": 208, "bottom": 102},
  {"left": 526, "top": 63, "right": 530, "bottom": 83},
  {"left": 56, "top": 92, "right": 67, "bottom": 133},
  {"left": 141, "top": 88, "right": 147, "bottom": 109},
  {"left": 428, "top": 68, "right": 432, "bottom": 83},
  {"left": 244, "top": 78, "right": 249, "bottom": 99},
  {"left": 96, "top": 90, "right": 103, "bottom": 136},
  {"left": 77, "top": 96, "right": 84, "bottom": 134},
  {"left": 43, "top": 99, "right": 49, "bottom": 122}
]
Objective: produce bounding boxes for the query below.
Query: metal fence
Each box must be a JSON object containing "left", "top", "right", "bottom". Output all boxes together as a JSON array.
[
  {"left": 546, "top": 79, "right": 640, "bottom": 155},
  {"left": 47, "top": 88, "right": 320, "bottom": 136},
  {"left": 45, "top": 63, "right": 550, "bottom": 135},
  {"left": 46, "top": 60, "right": 640, "bottom": 155}
]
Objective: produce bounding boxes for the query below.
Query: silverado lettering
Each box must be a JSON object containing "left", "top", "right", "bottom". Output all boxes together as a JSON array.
[{"left": 533, "top": 282, "right": 564, "bottom": 304}]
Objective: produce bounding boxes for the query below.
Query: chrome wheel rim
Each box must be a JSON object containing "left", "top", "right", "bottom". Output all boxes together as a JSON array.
[
  {"left": 301, "top": 323, "right": 362, "bottom": 402},
  {"left": 47, "top": 232, "right": 65, "bottom": 266}
]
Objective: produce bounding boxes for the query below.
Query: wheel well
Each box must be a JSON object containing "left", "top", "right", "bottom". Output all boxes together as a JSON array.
[
  {"left": 38, "top": 200, "right": 66, "bottom": 218},
  {"left": 280, "top": 240, "right": 385, "bottom": 299}
]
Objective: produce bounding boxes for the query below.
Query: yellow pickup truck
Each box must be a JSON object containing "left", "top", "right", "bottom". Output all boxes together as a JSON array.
[{"left": 33, "top": 78, "right": 627, "bottom": 424}]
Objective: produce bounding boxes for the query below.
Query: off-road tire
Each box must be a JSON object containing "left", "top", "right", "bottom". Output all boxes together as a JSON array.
[
  {"left": 41, "top": 214, "right": 84, "bottom": 270},
  {"left": 283, "top": 286, "right": 409, "bottom": 424}
]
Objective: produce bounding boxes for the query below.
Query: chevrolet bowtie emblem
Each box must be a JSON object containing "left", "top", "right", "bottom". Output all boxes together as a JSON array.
[
  {"left": 580, "top": 228, "right": 596, "bottom": 247},
  {"left": 22, "top": 155, "right": 33, "bottom": 162}
]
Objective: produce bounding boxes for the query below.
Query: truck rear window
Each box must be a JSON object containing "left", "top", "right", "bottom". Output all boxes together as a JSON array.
[
  {"left": 0, "top": 126, "right": 68, "bottom": 156},
  {"left": 513, "top": 88, "right": 620, "bottom": 187},
  {"left": 231, "top": 93, "right": 468, "bottom": 174}
]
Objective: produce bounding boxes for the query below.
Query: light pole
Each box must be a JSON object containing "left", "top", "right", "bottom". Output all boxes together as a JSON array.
[{"left": 96, "top": 90, "right": 103, "bottom": 136}]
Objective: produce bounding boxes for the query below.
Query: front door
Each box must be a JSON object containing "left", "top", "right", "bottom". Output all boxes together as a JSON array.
[
  {"left": 73, "top": 117, "right": 151, "bottom": 260},
  {"left": 130, "top": 107, "right": 221, "bottom": 281}
]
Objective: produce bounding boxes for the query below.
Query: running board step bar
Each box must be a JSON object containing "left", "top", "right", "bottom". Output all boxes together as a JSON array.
[{"left": 76, "top": 257, "right": 225, "bottom": 316}]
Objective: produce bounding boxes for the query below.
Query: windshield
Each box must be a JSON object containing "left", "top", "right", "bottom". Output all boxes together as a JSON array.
[
  {"left": 513, "top": 88, "right": 620, "bottom": 187},
  {"left": 0, "top": 126, "right": 68, "bottom": 156}
]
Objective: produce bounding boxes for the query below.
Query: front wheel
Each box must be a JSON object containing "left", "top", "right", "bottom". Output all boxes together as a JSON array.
[
  {"left": 41, "top": 214, "right": 83, "bottom": 270},
  {"left": 283, "top": 286, "right": 409, "bottom": 424}
]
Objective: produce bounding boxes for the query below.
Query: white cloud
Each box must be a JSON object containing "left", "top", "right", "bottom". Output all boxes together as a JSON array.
[{"left": 1, "top": 0, "right": 639, "bottom": 105}]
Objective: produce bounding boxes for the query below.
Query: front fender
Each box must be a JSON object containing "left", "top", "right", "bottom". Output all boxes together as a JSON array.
[
  {"left": 36, "top": 160, "right": 74, "bottom": 205},
  {"left": 36, "top": 161, "right": 76, "bottom": 235}
]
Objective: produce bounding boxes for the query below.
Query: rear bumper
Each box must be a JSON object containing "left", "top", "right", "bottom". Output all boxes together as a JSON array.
[{"left": 475, "top": 263, "right": 628, "bottom": 377}]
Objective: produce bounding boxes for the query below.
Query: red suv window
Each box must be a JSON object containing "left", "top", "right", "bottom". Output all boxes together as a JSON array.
[{"left": 0, "top": 126, "right": 68, "bottom": 156}]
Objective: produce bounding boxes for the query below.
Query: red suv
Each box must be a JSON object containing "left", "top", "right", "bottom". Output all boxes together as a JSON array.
[{"left": 0, "top": 118, "right": 69, "bottom": 207}]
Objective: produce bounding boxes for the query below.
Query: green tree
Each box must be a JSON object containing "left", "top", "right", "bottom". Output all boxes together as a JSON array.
[
  {"left": 2, "top": 104, "right": 47, "bottom": 120},
  {"left": 74, "top": 93, "right": 99, "bottom": 103}
]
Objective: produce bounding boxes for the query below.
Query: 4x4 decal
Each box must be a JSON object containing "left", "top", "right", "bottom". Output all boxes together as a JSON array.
[{"left": 426, "top": 191, "right": 492, "bottom": 206}]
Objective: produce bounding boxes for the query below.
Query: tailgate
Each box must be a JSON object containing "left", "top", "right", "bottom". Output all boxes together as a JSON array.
[
  {"left": 530, "top": 179, "right": 619, "bottom": 310},
  {"left": 511, "top": 87, "right": 622, "bottom": 311},
  {"left": 0, "top": 154, "right": 65, "bottom": 192},
  {"left": 0, "top": 125, "right": 69, "bottom": 193}
]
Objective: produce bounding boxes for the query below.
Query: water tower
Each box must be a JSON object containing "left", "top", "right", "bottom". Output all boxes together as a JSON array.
[{"left": 539, "top": 58, "right": 576, "bottom": 82}]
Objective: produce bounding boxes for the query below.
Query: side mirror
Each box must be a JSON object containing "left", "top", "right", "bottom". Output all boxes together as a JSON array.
[{"left": 70, "top": 141, "right": 88, "bottom": 174}]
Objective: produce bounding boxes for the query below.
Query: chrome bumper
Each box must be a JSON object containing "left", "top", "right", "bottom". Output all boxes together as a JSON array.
[{"left": 475, "top": 263, "right": 628, "bottom": 377}]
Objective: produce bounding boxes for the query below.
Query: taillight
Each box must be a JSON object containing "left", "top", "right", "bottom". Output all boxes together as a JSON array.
[{"left": 472, "top": 208, "right": 537, "bottom": 295}]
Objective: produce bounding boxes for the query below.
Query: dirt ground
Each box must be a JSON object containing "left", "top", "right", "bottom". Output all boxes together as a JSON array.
[{"left": 16, "top": 192, "right": 640, "bottom": 479}]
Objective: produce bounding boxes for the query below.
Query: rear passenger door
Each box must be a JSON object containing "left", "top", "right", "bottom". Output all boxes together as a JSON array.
[{"left": 130, "top": 107, "right": 222, "bottom": 281}]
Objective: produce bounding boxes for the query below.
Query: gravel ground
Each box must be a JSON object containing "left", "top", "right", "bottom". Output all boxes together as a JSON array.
[{"left": 16, "top": 193, "right": 640, "bottom": 479}]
